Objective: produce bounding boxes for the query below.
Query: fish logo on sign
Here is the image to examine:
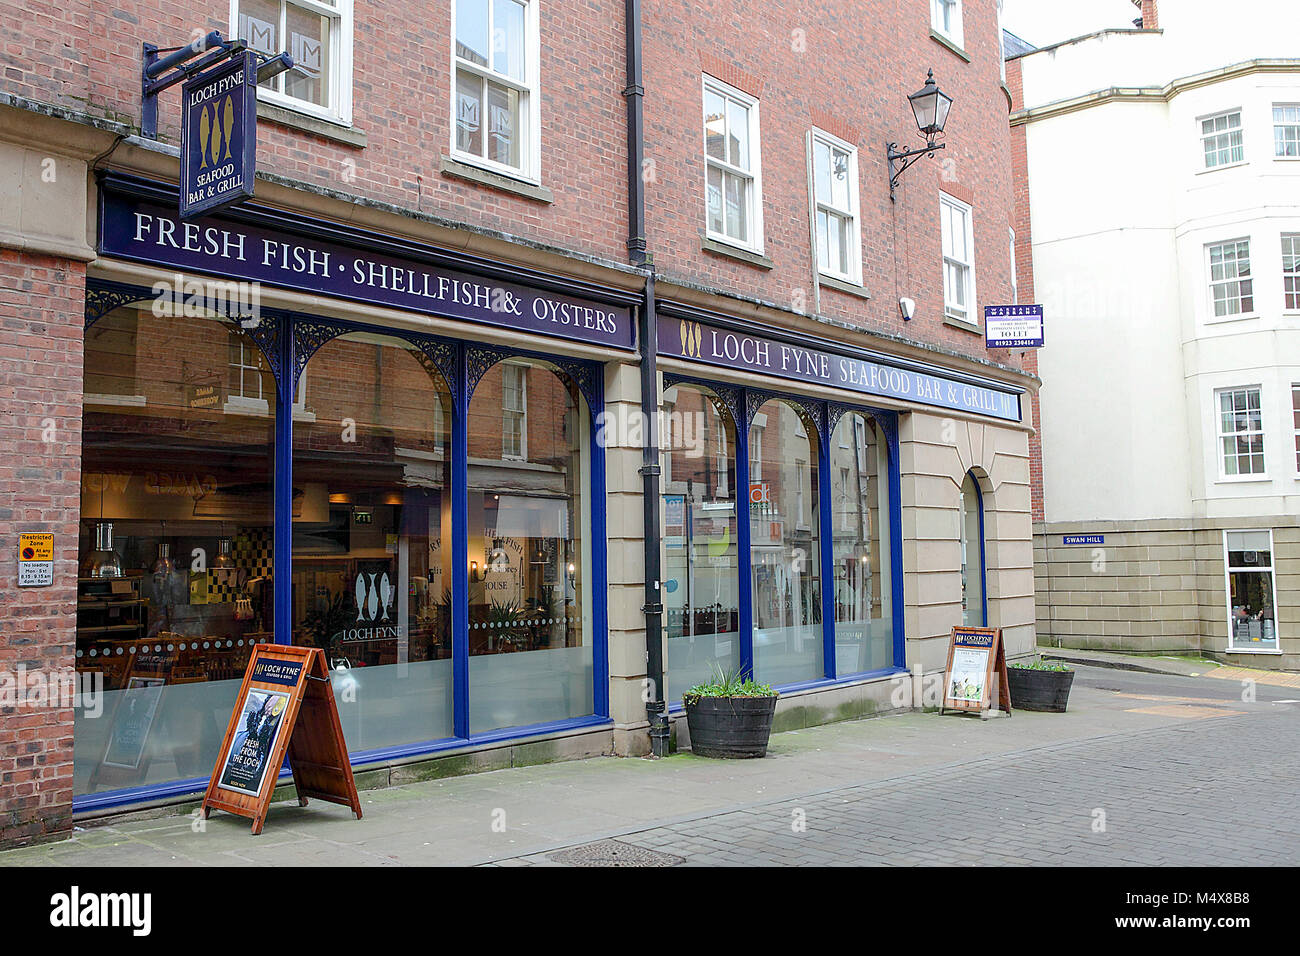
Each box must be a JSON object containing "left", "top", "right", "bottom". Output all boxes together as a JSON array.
[
  {"left": 679, "top": 320, "right": 703, "bottom": 358},
  {"left": 354, "top": 572, "right": 394, "bottom": 623},
  {"left": 197, "top": 95, "right": 236, "bottom": 170}
]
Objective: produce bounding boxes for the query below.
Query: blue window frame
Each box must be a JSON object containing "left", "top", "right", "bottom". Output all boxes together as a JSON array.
[
  {"left": 77, "top": 284, "right": 610, "bottom": 812},
  {"left": 662, "top": 373, "right": 906, "bottom": 705}
]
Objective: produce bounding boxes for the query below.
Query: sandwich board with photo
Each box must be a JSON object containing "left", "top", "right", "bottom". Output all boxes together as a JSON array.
[
  {"left": 202, "top": 644, "right": 362, "bottom": 834},
  {"left": 940, "top": 626, "right": 1012, "bottom": 716}
]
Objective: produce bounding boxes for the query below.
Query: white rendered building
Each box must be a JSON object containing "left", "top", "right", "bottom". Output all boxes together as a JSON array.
[{"left": 1015, "top": 0, "right": 1300, "bottom": 667}]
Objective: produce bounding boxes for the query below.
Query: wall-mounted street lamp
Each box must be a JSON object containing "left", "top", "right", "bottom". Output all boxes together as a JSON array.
[{"left": 886, "top": 70, "right": 954, "bottom": 202}]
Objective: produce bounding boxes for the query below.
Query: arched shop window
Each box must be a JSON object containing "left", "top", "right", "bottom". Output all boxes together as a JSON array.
[
  {"left": 467, "top": 358, "right": 594, "bottom": 732},
  {"left": 291, "top": 332, "right": 454, "bottom": 750},
  {"left": 661, "top": 384, "right": 740, "bottom": 700},
  {"left": 960, "top": 471, "right": 987, "bottom": 627},
  {"left": 750, "top": 399, "right": 823, "bottom": 685},
  {"left": 77, "top": 305, "right": 275, "bottom": 795},
  {"left": 828, "top": 412, "right": 893, "bottom": 674}
]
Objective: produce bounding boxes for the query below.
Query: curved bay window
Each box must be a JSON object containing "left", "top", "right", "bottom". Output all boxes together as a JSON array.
[
  {"left": 468, "top": 358, "right": 593, "bottom": 732},
  {"left": 750, "top": 399, "right": 823, "bottom": 685},
  {"left": 291, "top": 332, "right": 454, "bottom": 750},
  {"left": 829, "top": 412, "right": 893, "bottom": 674},
  {"left": 960, "top": 472, "right": 986, "bottom": 627},
  {"left": 661, "top": 384, "right": 740, "bottom": 700},
  {"left": 77, "top": 305, "right": 275, "bottom": 794}
]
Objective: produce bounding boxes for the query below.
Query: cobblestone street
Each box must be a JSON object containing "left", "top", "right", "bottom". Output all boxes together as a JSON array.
[{"left": 5, "top": 664, "right": 1297, "bottom": 868}]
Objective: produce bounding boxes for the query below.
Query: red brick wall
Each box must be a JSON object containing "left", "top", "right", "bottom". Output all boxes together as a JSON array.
[
  {"left": 0, "top": 0, "right": 629, "bottom": 264},
  {"left": 1006, "top": 56, "right": 1043, "bottom": 521},
  {"left": 1141, "top": 1, "right": 1159, "bottom": 29},
  {"left": 641, "top": 0, "right": 1023, "bottom": 370},
  {"left": 0, "top": 250, "right": 84, "bottom": 846}
]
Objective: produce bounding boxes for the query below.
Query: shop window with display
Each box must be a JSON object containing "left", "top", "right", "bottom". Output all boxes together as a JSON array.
[
  {"left": 749, "top": 399, "right": 823, "bottom": 685},
  {"left": 77, "top": 304, "right": 276, "bottom": 794},
  {"left": 660, "top": 384, "right": 740, "bottom": 701},
  {"left": 1225, "top": 530, "right": 1279, "bottom": 652},
  {"left": 467, "top": 358, "right": 594, "bottom": 732},
  {"left": 829, "top": 412, "right": 893, "bottom": 675},
  {"left": 290, "top": 332, "right": 455, "bottom": 751}
]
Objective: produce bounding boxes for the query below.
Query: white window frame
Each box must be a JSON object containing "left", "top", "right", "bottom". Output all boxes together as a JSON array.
[
  {"left": 1283, "top": 235, "right": 1300, "bottom": 312},
  {"left": 940, "top": 192, "right": 977, "bottom": 325},
  {"left": 501, "top": 362, "right": 528, "bottom": 461},
  {"left": 931, "top": 0, "right": 964, "bottom": 47},
  {"left": 449, "top": 0, "right": 542, "bottom": 184},
  {"left": 703, "top": 75, "right": 765, "bottom": 254},
  {"left": 1206, "top": 238, "right": 1255, "bottom": 321},
  {"left": 749, "top": 417, "right": 765, "bottom": 482},
  {"left": 1292, "top": 382, "right": 1300, "bottom": 475},
  {"left": 1273, "top": 104, "right": 1300, "bottom": 159},
  {"left": 224, "top": 333, "right": 310, "bottom": 417},
  {"left": 1215, "top": 385, "right": 1267, "bottom": 480},
  {"left": 231, "top": 0, "right": 354, "bottom": 125},
  {"left": 808, "top": 128, "right": 862, "bottom": 285},
  {"left": 1223, "top": 529, "right": 1281, "bottom": 653},
  {"left": 1199, "top": 109, "right": 1244, "bottom": 170},
  {"left": 1009, "top": 227, "right": 1018, "bottom": 305}
]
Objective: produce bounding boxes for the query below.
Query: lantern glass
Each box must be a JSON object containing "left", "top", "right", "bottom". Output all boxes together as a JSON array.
[{"left": 909, "top": 71, "right": 953, "bottom": 137}]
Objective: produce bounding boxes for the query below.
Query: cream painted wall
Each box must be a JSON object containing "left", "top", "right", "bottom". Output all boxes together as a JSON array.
[{"left": 1020, "top": 9, "right": 1300, "bottom": 528}]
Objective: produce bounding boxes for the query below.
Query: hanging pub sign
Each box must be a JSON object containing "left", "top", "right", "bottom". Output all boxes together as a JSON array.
[
  {"left": 984, "top": 304, "right": 1045, "bottom": 349},
  {"left": 202, "top": 643, "right": 362, "bottom": 834},
  {"left": 940, "top": 625, "right": 1012, "bottom": 715},
  {"left": 180, "top": 50, "right": 257, "bottom": 219}
]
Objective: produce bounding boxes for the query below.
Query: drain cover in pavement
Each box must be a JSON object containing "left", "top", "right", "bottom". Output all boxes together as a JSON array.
[{"left": 548, "top": 839, "right": 683, "bottom": 867}]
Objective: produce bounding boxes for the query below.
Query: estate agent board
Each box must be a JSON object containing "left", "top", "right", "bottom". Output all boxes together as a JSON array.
[{"left": 202, "top": 644, "right": 362, "bottom": 834}]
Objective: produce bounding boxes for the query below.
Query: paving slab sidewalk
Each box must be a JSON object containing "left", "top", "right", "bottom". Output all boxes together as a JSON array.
[{"left": 0, "top": 664, "right": 1271, "bottom": 867}]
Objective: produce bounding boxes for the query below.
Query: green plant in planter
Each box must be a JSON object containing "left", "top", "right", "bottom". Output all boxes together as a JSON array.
[
  {"left": 682, "top": 665, "right": 777, "bottom": 707},
  {"left": 1009, "top": 659, "right": 1073, "bottom": 672}
]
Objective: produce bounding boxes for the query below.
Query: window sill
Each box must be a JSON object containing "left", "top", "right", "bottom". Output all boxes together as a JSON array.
[
  {"left": 930, "top": 30, "right": 971, "bottom": 63},
  {"left": 1214, "top": 475, "right": 1271, "bottom": 484},
  {"left": 701, "top": 234, "right": 773, "bottom": 270},
  {"left": 1205, "top": 313, "right": 1260, "bottom": 326},
  {"left": 1196, "top": 160, "right": 1248, "bottom": 175},
  {"left": 440, "top": 156, "right": 554, "bottom": 203},
  {"left": 256, "top": 101, "right": 367, "bottom": 148},
  {"left": 819, "top": 274, "right": 871, "bottom": 300},
  {"left": 943, "top": 315, "right": 982, "bottom": 334},
  {"left": 1225, "top": 645, "right": 1284, "bottom": 654}
]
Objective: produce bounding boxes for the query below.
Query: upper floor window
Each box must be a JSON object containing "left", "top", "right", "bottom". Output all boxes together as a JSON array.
[
  {"left": 1283, "top": 235, "right": 1300, "bottom": 310},
  {"left": 501, "top": 362, "right": 528, "bottom": 459},
  {"left": 452, "top": 0, "right": 538, "bottom": 179},
  {"left": 1274, "top": 105, "right": 1300, "bottom": 158},
  {"left": 1201, "top": 110, "right": 1243, "bottom": 169},
  {"left": 932, "top": 0, "right": 963, "bottom": 47},
  {"left": 1216, "top": 386, "right": 1265, "bottom": 478},
  {"left": 810, "top": 130, "right": 861, "bottom": 284},
  {"left": 940, "top": 193, "right": 976, "bottom": 323},
  {"left": 1293, "top": 383, "right": 1300, "bottom": 473},
  {"left": 236, "top": 0, "right": 353, "bottom": 123},
  {"left": 1208, "top": 239, "right": 1253, "bottom": 318},
  {"left": 704, "top": 76, "right": 763, "bottom": 251}
]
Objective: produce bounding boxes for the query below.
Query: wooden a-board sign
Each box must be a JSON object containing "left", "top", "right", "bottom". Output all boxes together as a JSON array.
[
  {"left": 940, "top": 626, "right": 1012, "bottom": 716},
  {"left": 202, "top": 644, "right": 362, "bottom": 834}
]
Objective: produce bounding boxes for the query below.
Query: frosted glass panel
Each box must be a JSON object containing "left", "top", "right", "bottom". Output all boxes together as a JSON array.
[
  {"left": 75, "top": 678, "right": 245, "bottom": 795},
  {"left": 469, "top": 644, "right": 594, "bottom": 731},
  {"left": 330, "top": 659, "right": 453, "bottom": 751}
]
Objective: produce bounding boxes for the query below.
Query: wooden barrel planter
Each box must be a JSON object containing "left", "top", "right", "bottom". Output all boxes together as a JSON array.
[
  {"left": 684, "top": 695, "right": 778, "bottom": 758},
  {"left": 1007, "top": 665, "right": 1075, "bottom": 713}
]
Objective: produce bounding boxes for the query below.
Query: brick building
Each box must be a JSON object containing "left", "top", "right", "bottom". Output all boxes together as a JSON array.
[{"left": 0, "top": 0, "right": 1037, "bottom": 846}]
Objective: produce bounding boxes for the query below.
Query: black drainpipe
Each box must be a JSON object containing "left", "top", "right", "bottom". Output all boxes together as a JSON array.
[{"left": 624, "top": 0, "right": 668, "bottom": 756}]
